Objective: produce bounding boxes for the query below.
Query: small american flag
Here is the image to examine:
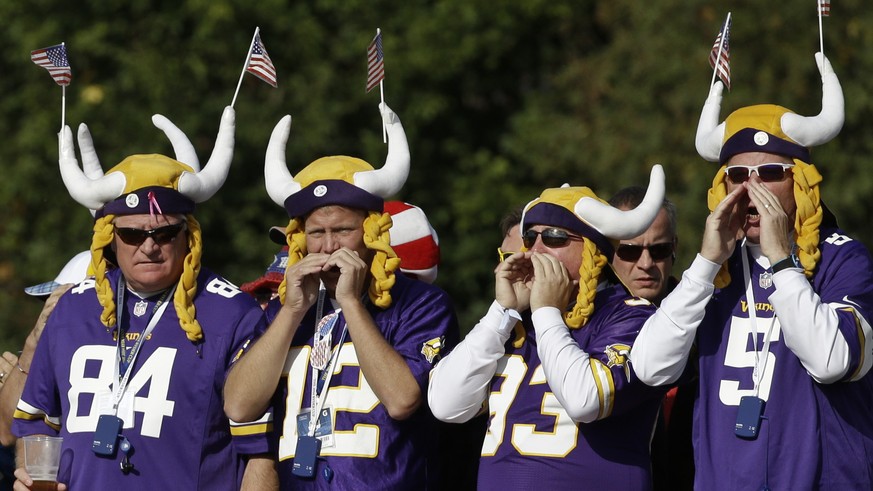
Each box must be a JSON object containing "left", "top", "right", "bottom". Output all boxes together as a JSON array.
[
  {"left": 366, "top": 31, "right": 385, "bottom": 93},
  {"left": 708, "top": 18, "right": 731, "bottom": 91},
  {"left": 819, "top": 0, "right": 831, "bottom": 16},
  {"left": 31, "top": 43, "right": 72, "bottom": 86},
  {"left": 246, "top": 31, "right": 277, "bottom": 87}
]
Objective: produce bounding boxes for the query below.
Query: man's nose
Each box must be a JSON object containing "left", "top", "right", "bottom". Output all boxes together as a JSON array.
[
  {"left": 321, "top": 233, "right": 341, "bottom": 253},
  {"left": 637, "top": 249, "right": 654, "bottom": 268},
  {"left": 529, "top": 236, "right": 547, "bottom": 253},
  {"left": 140, "top": 236, "right": 162, "bottom": 253}
]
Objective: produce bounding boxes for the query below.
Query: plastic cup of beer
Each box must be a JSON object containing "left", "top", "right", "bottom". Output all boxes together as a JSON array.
[{"left": 22, "top": 435, "right": 62, "bottom": 490}]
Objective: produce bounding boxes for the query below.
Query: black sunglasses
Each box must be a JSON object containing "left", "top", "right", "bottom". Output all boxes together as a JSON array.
[
  {"left": 522, "top": 228, "right": 584, "bottom": 249},
  {"left": 724, "top": 163, "right": 794, "bottom": 184},
  {"left": 115, "top": 223, "right": 186, "bottom": 246},
  {"left": 615, "top": 242, "right": 674, "bottom": 262}
]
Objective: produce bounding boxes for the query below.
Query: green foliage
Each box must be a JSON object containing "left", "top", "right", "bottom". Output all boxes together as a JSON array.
[{"left": 2, "top": 0, "right": 873, "bottom": 347}]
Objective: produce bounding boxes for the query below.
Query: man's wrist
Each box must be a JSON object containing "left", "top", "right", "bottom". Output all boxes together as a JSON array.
[{"left": 771, "top": 253, "right": 801, "bottom": 273}]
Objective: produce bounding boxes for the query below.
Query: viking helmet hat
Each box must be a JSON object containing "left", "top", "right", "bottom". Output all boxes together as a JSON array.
[
  {"left": 264, "top": 103, "right": 408, "bottom": 307},
  {"left": 695, "top": 53, "right": 843, "bottom": 164}
]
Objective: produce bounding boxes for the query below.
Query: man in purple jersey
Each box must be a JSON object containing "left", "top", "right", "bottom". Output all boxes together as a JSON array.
[
  {"left": 632, "top": 53, "right": 873, "bottom": 489},
  {"left": 224, "top": 104, "right": 459, "bottom": 490},
  {"left": 11, "top": 108, "right": 273, "bottom": 490},
  {"left": 429, "top": 168, "right": 670, "bottom": 491},
  {"left": 608, "top": 187, "right": 694, "bottom": 490}
]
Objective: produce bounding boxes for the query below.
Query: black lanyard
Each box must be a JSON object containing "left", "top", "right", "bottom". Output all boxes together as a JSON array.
[{"left": 115, "top": 278, "right": 173, "bottom": 375}]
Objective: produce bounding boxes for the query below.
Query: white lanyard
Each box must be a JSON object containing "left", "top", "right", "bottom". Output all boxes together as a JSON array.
[
  {"left": 112, "top": 279, "right": 175, "bottom": 411},
  {"left": 740, "top": 242, "right": 777, "bottom": 397},
  {"left": 308, "top": 289, "right": 346, "bottom": 436}
]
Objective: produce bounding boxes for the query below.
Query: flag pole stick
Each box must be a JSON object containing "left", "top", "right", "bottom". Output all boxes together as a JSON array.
[
  {"left": 231, "top": 27, "right": 260, "bottom": 108},
  {"left": 61, "top": 85, "right": 66, "bottom": 131},
  {"left": 379, "top": 81, "right": 386, "bottom": 143},
  {"left": 710, "top": 12, "right": 731, "bottom": 88},
  {"left": 817, "top": 0, "right": 825, "bottom": 56},
  {"left": 377, "top": 28, "right": 387, "bottom": 143},
  {"left": 61, "top": 42, "right": 67, "bottom": 131}
]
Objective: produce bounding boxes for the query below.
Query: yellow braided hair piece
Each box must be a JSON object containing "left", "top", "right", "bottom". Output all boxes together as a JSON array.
[
  {"left": 706, "top": 167, "right": 733, "bottom": 288},
  {"left": 791, "top": 160, "right": 823, "bottom": 278},
  {"left": 173, "top": 215, "right": 203, "bottom": 343},
  {"left": 363, "top": 210, "right": 401, "bottom": 308},
  {"left": 706, "top": 160, "right": 823, "bottom": 287},
  {"left": 565, "top": 237, "right": 607, "bottom": 329},
  {"left": 91, "top": 215, "right": 117, "bottom": 327},
  {"left": 278, "top": 217, "right": 307, "bottom": 305}
]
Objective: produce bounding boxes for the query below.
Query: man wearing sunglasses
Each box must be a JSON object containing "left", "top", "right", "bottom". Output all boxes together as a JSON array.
[
  {"left": 429, "top": 168, "right": 671, "bottom": 490},
  {"left": 633, "top": 55, "right": 873, "bottom": 490},
  {"left": 608, "top": 186, "right": 678, "bottom": 306},
  {"left": 12, "top": 108, "right": 274, "bottom": 490},
  {"left": 607, "top": 187, "right": 694, "bottom": 490}
]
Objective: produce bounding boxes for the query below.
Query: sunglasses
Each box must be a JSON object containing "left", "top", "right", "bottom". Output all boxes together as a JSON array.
[
  {"left": 115, "top": 223, "right": 186, "bottom": 246},
  {"left": 615, "top": 242, "right": 675, "bottom": 262},
  {"left": 497, "top": 248, "right": 516, "bottom": 262},
  {"left": 522, "top": 228, "right": 584, "bottom": 249},
  {"left": 724, "top": 163, "right": 794, "bottom": 184}
]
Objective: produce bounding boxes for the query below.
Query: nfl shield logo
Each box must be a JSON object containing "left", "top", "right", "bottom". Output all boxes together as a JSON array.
[
  {"left": 758, "top": 272, "right": 773, "bottom": 289},
  {"left": 133, "top": 300, "right": 148, "bottom": 317}
]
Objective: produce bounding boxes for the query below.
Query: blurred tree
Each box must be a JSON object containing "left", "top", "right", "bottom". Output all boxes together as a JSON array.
[{"left": 1, "top": 0, "right": 871, "bottom": 349}]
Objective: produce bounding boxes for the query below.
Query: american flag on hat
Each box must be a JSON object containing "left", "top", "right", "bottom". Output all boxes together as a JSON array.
[
  {"left": 366, "top": 30, "right": 385, "bottom": 93},
  {"left": 31, "top": 43, "right": 72, "bottom": 86},
  {"left": 246, "top": 30, "right": 278, "bottom": 87},
  {"left": 819, "top": 0, "right": 831, "bottom": 17},
  {"left": 708, "top": 15, "right": 731, "bottom": 91}
]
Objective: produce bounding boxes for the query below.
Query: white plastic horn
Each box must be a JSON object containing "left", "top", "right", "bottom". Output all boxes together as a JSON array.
[
  {"left": 352, "top": 103, "right": 410, "bottom": 197},
  {"left": 694, "top": 81, "right": 726, "bottom": 162},
  {"left": 76, "top": 124, "right": 106, "bottom": 180},
  {"left": 177, "top": 105, "right": 236, "bottom": 203},
  {"left": 781, "top": 52, "right": 844, "bottom": 147},
  {"left": 152, "top": 114, "right": 201, "bottom": 171},
  {"left": 574, "top": 164, "right": 665, "bottom": 240},
  {"left": 58, "top": 125, "right": 126, "bottom": 210},
  {"left": 264, "top": 115, "right": 301, "bottom": 207}
]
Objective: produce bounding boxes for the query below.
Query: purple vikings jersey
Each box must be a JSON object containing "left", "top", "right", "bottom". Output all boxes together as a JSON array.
[
  {"left": 478, "top": 284, "right": 665, "bottom": 491},
  {"left": 265, "top": 273, "right": 459, "bottom": 490},
  {"left": 695, "top": 229, "right": 873, "bottom": 489},
  {"left": 13, "top": 267, "right": 269, "bottom": 490}
]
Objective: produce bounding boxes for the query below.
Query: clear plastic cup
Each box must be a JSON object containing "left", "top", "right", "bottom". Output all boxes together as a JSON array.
[{"left": 22, "top": 435, "right": 62, "bottom": 490}]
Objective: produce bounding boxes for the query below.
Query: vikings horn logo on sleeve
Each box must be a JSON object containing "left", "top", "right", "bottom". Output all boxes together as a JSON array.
[
  {"left": 421, "top": 336, "right": 445, "bottom": 363},
  {"left": 605, "top": 343, "right": 632, "bottom": 380}
]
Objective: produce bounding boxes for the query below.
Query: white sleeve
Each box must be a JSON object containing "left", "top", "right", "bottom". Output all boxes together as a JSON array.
[
  {"left": 630, "top": 254, "right": 720, "bottom": 386},
  {"left": 531, "top": 306, "right": 600, "bottom": 423},
  {"left": 428, "top": 301, "right": 519, "bottom": 423},
  {"left": 769, "top": 268, "right": 853, "bottom": 383}
]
